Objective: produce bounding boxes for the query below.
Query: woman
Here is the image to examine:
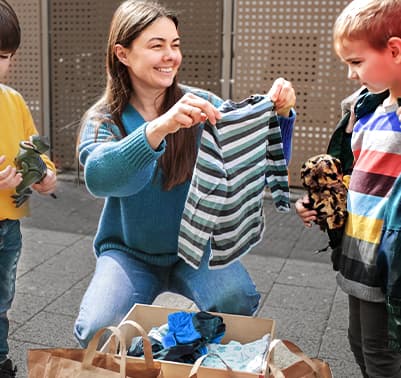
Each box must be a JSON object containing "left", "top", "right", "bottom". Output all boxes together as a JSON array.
[{"left": 74, "top": 0, "right": 296, "bottom": 347}]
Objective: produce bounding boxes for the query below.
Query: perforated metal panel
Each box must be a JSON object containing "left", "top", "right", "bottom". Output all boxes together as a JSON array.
[
  {"left": 165, "top": 0, "right": 223, "bottom": 94},
  {"left": 50, "top": 0, "right": 222, "bottom": 170},
  {"left": 7, "top": 0, "right": 43, "bottom": 134},
  {"left": 6, "top": 1, "right": 362, "bottom": 180},
  {"left": 232, "top": 0, "right": 359, "bottom": 186},
  {"left": 49, "top": 0, "right": 120, "bottom": 169}
]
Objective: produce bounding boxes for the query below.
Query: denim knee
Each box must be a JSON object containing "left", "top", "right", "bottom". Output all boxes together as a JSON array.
[
  {"left": 73, "top": 318, "right": 92, "bottom": 348},
  {"left": 74, "top": 318, "right": 113, "bottom": 349}
]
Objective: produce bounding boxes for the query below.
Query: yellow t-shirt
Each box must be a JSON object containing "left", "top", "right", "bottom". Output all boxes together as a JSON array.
[{"left": 0, "top": 84, "right": 56, "bottom": 220}]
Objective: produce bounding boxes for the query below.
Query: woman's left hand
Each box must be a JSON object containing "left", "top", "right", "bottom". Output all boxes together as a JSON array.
[{"left": 267, "top": 77, "right": 296, "bottom": 117}]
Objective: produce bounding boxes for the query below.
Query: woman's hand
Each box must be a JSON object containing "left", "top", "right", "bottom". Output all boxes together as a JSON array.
[
  {"left": 146, "top": 92, "right": 221, "bottom": 150},
  {"left": 0, "top": 155, "right": 23, "bottom": 190},
  {"left": 295, "top": 194, "right": 317, "bottom": 228},
  {"left": 268, "top": 77, "right": 296, "bottom": 117},
  {"left": 32, "top": 169, "right": 57, "bottom": 195}
]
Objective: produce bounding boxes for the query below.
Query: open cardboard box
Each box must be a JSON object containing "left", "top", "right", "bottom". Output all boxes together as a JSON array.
[{"left": 102, "top": 304, "right": 275, "bottom": 378}]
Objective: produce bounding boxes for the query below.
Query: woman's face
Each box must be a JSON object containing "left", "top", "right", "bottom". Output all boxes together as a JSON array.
[{"left": 116, "top": 17, "right": 182, "bottom": 93}]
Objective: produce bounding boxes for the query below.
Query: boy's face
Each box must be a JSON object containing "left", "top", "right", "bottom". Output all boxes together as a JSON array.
[
  {"left": 336, "top": 39, "right": 397, "bottom": 94},
  {"left": 0, "top": 51, "right": 13, "bottom": 82}
]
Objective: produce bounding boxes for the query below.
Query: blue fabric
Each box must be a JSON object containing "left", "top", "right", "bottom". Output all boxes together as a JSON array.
[
  {"left": 162, "top": 312, "right": 201, "bottom": 347},
  {"left": 278, "top": 110, "right": 295, "bottom": 164},
  {"left": 162, "top": 311, "right": 225, "bottom": 348},
  {"left": 0, "top": 220, "right": 22, "bottom": 360},
  {"left": 74, "top": 248, "right": 260, "bottom": 348}
]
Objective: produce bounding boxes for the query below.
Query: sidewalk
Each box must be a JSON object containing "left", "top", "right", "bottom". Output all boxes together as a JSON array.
[{"left": 10, "top": 178, "right": 361, "bottom": 377}]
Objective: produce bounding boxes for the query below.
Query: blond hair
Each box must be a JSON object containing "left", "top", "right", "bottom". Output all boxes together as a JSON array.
[{"left": 333, "top": 0, "right": 401, "bottom": 50}]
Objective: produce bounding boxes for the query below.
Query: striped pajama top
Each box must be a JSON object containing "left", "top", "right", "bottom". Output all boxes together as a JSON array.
[{"left": 178, "top": 94, "right": 290, "bottom": 269}]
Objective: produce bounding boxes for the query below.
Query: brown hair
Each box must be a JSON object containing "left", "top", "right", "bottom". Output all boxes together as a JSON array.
[
  {"left": 77, "top": 0, "right": 199, "bottom": 191},
  {"left": 0, "top": 0, "right": 21, "bottom": 53},
  {"left": 333, "top": 0, "right": 401, "bottom": 51}
]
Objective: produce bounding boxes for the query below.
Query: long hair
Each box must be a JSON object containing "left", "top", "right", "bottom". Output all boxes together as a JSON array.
[
  {"left": 333, "top": 0, "right": 401, "bottom": 51},
  {"left": 0, "top": 0, "right": 21, "bottom": 53},
  {"left": 77, "top": 0, "right": 199, "bottom": 190}
]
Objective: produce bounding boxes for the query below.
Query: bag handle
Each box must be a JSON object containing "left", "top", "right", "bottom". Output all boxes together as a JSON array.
[
  {"left": 189, "top": 352, "right": 235, "bottom": 378},
  {"left": 114, "top": 319, "right": 157, "bottom": 370},
  {"left": 82, "top": 326, "right": 127, "bottom": 378},
  {"left": 268, "top": 339, "right": 329, "bottom": 378}
]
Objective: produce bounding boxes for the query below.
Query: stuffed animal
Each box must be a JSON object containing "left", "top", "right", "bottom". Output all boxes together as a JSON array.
[
  {"left": 300, "top": 153, "right": 348, "bottom": 231},
  {"left": 300, "top": 154, "right": 349, "bottom": 270}
]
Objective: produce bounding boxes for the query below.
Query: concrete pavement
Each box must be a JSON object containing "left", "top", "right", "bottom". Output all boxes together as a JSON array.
[{"left": 9, "top": 177, "right": 361, "bottom": 377}]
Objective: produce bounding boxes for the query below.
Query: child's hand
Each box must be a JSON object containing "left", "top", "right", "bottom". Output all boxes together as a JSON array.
[
  {"left": 0, "top": 155, "right": 23, "bottom": 190},
  {"left": 32, "top": 169, "right": 57, "bottom": 195},
  {"left": 398, "top": 105, "right": 401, "bottom": 122},
  {"left": 295, "top": 194, "right": 317, "bottom": 228}
]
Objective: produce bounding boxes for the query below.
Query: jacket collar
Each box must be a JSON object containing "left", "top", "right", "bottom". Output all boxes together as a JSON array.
[{"left": 354, "top": 88, "right": 390, "bottom": 121}]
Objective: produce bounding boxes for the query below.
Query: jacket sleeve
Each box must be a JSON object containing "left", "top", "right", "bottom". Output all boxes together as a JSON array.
[{"left": 377, "top": 174, "right": 401, "bottom": 352}]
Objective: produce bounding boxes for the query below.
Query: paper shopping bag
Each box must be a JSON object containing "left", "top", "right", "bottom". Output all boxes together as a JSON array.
[
  {"left": 268, "top": 339, "right": 332, "bottom": 378},
  {"left": 28, "top": 322, "right": 163, "bottom": 378}
]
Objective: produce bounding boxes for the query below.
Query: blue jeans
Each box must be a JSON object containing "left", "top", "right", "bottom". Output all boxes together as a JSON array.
[
  {"left": 0, "top": 220, "right": 22, "bottom": 361},
  {"left": 74, "top": 249, "right": 260, "bottom": 347}
]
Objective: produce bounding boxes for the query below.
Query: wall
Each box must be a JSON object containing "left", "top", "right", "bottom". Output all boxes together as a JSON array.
[{"left": 7, "top": 0, "right": 358, "bottom": 186}]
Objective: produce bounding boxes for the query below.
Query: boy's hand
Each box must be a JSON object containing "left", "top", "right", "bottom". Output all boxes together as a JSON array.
[
  {"left": 0, "top": 155, "right": 23, "bottom": 190},
  {"left": 295, "top": 194, "right": 317, "bottom": 228},
  {"left": 32, "top": 169, "right": 57, "bottom": 195}
]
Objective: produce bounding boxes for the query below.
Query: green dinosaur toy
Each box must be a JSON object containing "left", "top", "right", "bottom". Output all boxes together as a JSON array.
[{"left": 12, "top": 135, "right": 51, "bottom": 208}]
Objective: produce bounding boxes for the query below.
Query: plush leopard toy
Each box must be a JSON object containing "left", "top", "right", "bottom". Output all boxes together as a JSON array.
[{"left": 300, "top": 154, "right": 348, "bottom": 270}]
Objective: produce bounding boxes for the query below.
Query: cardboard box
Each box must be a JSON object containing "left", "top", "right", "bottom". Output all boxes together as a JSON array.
[{"left": 103, "top": 304, "right": 275, "bottom": 378}]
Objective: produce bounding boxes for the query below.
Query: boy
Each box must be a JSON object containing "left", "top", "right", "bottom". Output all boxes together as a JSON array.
[
  {"left": 297, "top": 0, "right": 401, "bottom": 376},
  {"left": 0, "top": 1, "right": 57, "bottom": 376}
]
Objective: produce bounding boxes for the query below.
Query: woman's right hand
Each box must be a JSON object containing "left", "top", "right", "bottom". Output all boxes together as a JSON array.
[
  {"left": 146, "top": 93, "right": 221, "bottom": 149},
  {"left": 0, "top": 155, "right": 23, "bottom": 190},
  {"left": 295, "top": 194, "right": 317, "bottom": 228}
]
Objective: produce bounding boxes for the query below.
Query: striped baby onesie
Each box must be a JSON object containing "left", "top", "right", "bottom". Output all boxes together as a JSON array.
[{"left": 178, "top": 94, "right": 290, "bottom": 269}]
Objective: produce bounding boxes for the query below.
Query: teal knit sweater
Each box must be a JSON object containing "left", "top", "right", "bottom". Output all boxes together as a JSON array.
[{"left": 78, "top": 85, "right": 295, "bottom": 266}]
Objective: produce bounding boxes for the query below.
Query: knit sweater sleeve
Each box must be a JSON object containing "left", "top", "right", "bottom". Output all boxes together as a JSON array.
[{"left": 79, "top": 121, "right": 165, "bottom": 197}]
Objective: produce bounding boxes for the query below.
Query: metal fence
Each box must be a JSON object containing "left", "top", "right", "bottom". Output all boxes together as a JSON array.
[{"left": 7, "top": 0, "right": 358, "bottom": 187}]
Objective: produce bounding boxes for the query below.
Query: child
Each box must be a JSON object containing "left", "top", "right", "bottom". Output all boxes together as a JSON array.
[
  {"left": 0, "top": 1, "right": 57, "bottom": 376},
  {"left": 296, "top": 0, "right": 401, "bottom": 376}
]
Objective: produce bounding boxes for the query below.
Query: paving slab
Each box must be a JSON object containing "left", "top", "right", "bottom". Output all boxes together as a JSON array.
[{"left": 6, "top": 179, "right": 362, "bottom": 377}]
